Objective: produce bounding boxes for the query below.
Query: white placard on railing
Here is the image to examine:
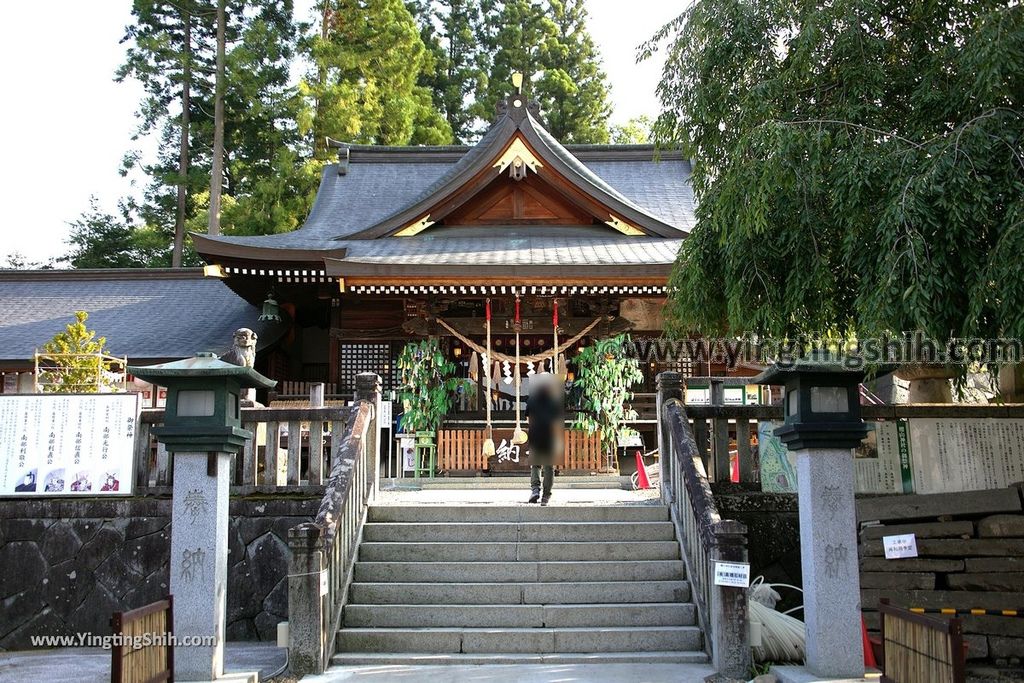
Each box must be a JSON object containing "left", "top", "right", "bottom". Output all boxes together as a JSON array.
[
  {"left": 713, "top": 561, "right": 751, "bottom": 588},
  {"left": 0, "top": 393, "right": 141, "bottom": 496}
]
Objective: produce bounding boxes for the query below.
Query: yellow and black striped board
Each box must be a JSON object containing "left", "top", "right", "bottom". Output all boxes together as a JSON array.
[{"left": 908, "top": 607, "right": 1022, "bottom": 617}]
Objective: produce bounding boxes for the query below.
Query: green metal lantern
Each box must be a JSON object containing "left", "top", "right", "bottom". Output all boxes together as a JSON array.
[{"left": 129, "top": 352, "right": 276, "bottom": 454}]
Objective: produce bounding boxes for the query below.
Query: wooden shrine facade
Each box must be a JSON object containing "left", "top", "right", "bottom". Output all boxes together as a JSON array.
[{"left": 191, "top": 93, "right": 751, "bottom": 470}]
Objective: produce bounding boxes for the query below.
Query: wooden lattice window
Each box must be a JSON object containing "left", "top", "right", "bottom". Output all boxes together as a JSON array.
[{"left": 337, "top": 342, "right": 396, "bottom": 393}]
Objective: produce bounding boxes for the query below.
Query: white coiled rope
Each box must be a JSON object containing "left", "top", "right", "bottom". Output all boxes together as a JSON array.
[{"left": 749, "top": 575, "right": 806, "bottom": 663}]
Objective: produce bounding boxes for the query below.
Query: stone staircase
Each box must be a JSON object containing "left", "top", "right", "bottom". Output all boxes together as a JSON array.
[{"left": 331, "top": 504, "right": 708, "bottom": 665}]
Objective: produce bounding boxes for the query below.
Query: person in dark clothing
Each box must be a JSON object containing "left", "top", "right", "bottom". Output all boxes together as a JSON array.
[{"left": 525, "top": 372, "right": 564, "bottom": 505}]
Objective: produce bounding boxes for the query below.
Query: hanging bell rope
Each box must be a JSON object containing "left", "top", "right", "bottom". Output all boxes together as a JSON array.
[
  {"left": 551, "top": 299, "right": 559, "bottom": 375},
  {"left": 482, "top": 298, "right": 496, "bottom": 457},
  {"left": 435, "top": 315, "right": 602, "bottom": 364},
  {"left": 512, "top": 295, "right": 527, "bottom": 445}
]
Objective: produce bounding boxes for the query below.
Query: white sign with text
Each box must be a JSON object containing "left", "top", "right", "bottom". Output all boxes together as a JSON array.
[
  {"left": 713, "top": 561, "right": 751, "bottom": 588},
  {"left": 883, "top": 533, "right": 919, "bottom": 559},
  {"left": 0, "top": 393, "right": 141, "bottom": 496}
]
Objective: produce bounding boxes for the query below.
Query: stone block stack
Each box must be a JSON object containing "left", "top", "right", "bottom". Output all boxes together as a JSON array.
[{"left": 857, "top": 486, "right": 1024, "bottom": 663}]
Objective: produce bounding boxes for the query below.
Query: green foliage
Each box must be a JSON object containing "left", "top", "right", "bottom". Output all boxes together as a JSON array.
[
  {"left": 475, "top": 0, "right": 612, "bottom": 143},
  {"left": 67, "top": 198, "right": 172, "bottom": 268},
  {"left": 571, "top": 334, "right": 643, "bottom": 458},
  {"left": 646, "top": 0, "right": 1024, "bottom": 342},
  {"left": 610, "top": 116, "right": 652, "bottom": 144},
  {"left": 299, "top": 0, "right": 453, "bottom": 152},
  {"left": 38, "top": 312, "right": 119, "bottom": 393},
  {"left": 69, "top": 0, "right": 301, "bottom": 263},
  {"left": 475, "top": 0, "right": 555, "bottom": 120},
  {"left": 397, "top": 339, "right": 473, "bottom": 433},
  {"left": 534, "top": 0, "right": 611, "bottom": 143},
  {"left": 410, "top": 0, "right": 488, "bottom": 143}
]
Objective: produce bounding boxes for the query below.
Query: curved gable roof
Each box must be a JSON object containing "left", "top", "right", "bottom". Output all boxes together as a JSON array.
[{"left": 342, "top": 103, "right": 685, "bottom": 240}]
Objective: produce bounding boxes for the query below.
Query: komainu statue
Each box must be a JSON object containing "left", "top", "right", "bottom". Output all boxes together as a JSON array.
[{"left": 222, "top": 328, "right": 257, "bottom": 368}]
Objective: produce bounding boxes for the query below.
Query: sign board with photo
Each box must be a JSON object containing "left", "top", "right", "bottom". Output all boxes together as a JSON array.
[
  {"left": 0, "top": 393, "right": 142, "bottom": 496},
  {"left": 757, "top": 421, "right": 797, "bottom": 493},
  {"left": 854, "top": 422, "right": 913, "bottom": 494}
]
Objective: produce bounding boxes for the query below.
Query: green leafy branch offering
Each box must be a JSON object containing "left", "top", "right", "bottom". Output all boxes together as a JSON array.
[
  {"left": 571, "top": 334, "right": 643, "bottom": 459},
  {"left": 37, "top": 311, "right": 119, "bottom": 394},
  {"left": 397, "top": 338, "right": 474, "bottom": 434}
]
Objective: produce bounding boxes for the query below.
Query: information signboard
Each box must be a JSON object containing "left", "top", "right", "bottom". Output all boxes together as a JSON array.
[
  {"left": 907, "top": 418, "right": 1024, "bottom": 494},
  {"left": 0, "top": 393, "right": 141, "bottom": 496}
]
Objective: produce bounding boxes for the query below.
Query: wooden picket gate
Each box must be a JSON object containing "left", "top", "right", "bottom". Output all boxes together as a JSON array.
[
  {"left": 437, "top": 428, "right": 604, "bottom": 473},
  {"left": 437, "top": 429, "right": 489, "bottom": 471},
  {"left": 110, "top": 596, "right": 173, "bottom": 683},
  {"left": 879, "top": 599, "right": 966, "bottom": 683}
]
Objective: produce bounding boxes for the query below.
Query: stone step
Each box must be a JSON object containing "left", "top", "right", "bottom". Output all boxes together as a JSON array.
[
  {"left": 347, "top": 580, "right": 691, "bottom": 605},
  {"left": 353, "top": 559, "right": 686, "bottom": 583},
  {"left": 362, "top": 521, "right": 676, "bottom": 543},
  {"left": 358, "top": 540, "right": 680, "bottom": 562},
  {"left": 330, "top": 651, "right": 711, "bottom": 666},
  {"left": 342, "top": 602, "right": 696, "bottom": 628},
  {"left": 367, "top": 504, "right": 668, "bottom": 523},
  {"left": 385, "top": 480, "right": 626, "bottom": 490},
  {"left": 335, "top": 626, "right": 703, "bottom": 654}
]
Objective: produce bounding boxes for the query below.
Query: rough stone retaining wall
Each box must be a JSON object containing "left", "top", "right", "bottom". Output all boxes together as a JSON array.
[
  {"left": 714, "top": 485, "right": 803, "bottom": 613},
  {"left": 857, "top": 486, "right": 1024, "bottom": 664},
  {"left": 0, "top": 496, "right": 318, "bottom": 650},
  {"left": 717, "top": 485, "right": 1024, "bottom": 664}
]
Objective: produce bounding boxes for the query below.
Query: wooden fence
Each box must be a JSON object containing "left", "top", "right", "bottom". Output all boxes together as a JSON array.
[
  {"left": 879, "top": 598, "right": 966, "bottom": 683},
  {"left": 134, "top": 406, "right": 354, "bottom": 492},
  {"left": 436, "top": 428, "right": 604, "bottom": 473},
  {"left": 110, "top": 596, "right": 173, "bottom": 683}
]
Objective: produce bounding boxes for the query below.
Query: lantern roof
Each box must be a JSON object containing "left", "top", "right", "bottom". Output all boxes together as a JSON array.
[{"left": 128, "top": 352, "right": 277, "bottom": 389}]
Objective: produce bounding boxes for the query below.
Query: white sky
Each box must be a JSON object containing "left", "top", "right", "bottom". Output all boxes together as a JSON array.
[{"left": 0, "top": 0, "right": 683, "bottom": 264}]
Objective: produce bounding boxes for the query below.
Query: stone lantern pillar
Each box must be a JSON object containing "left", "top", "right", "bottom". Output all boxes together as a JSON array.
[
  {"left": 755, "top": 358, "right": 868, "bottom": 680},
  {"left": 129, "top": 353, "right": 276, "bottom": 682}
]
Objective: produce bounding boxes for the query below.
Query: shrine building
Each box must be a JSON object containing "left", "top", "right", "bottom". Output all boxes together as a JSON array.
[{"left": 0, "top": 94, "right": 757, "bottom": 472}]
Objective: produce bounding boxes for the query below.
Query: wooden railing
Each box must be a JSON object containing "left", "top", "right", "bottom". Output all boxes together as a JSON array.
[
  {"left": 134, "top": 406, "right": 354, "bottom": 492},
  {"left": 683, "top": 402, "right": 1024, "bottom": 486},
  {"left": 656, "top": 373, "right": 751, "bottom": 679},
  {"left": 287, "top": 373, "right": 381, "bottom": 676}
]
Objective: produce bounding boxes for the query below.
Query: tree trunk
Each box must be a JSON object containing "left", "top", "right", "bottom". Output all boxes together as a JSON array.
[
  {"left": 208, "top": 0, "right": 226, "bottom": 236},
  {"left": 313, "top": 0, "right": 332, "bottom": 159},
  {"left": 173, "top": 4, "right": 193, "bottom": 267}
]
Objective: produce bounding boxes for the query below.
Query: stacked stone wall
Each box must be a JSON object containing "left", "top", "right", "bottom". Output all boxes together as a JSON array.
[{"left": 0, "top": 496, "right": 317, "bottom": 650}]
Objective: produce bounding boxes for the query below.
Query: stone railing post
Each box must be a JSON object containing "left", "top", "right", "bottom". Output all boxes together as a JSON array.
[
  {"left": 656, "top": 372, "right": 684, "bottom": 506},
  {"left": 709, "top": 519, "right": 752, "bottom": 679},
  {"left": 310, "top": 382, "right": 325, "bottom": 408},
  {"left": 710, "top": 378, "right": 731, "bottom": 482},
  {"left": 354, "top": 372, "right": 382, "bottom": 498},
  {"left": 288, "top": 524, "right": 326, "bottom": 675}
]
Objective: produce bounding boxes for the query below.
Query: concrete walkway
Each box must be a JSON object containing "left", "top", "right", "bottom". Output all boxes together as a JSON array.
[
  {"left": 0, "top": 645, "right": 717, "bottom": 683},
  {"left": 0, "top": 643, "right": 285, "bottom": 683},
  {"left": 305, "top": 662, "right": 717, "bottom": 682}
]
